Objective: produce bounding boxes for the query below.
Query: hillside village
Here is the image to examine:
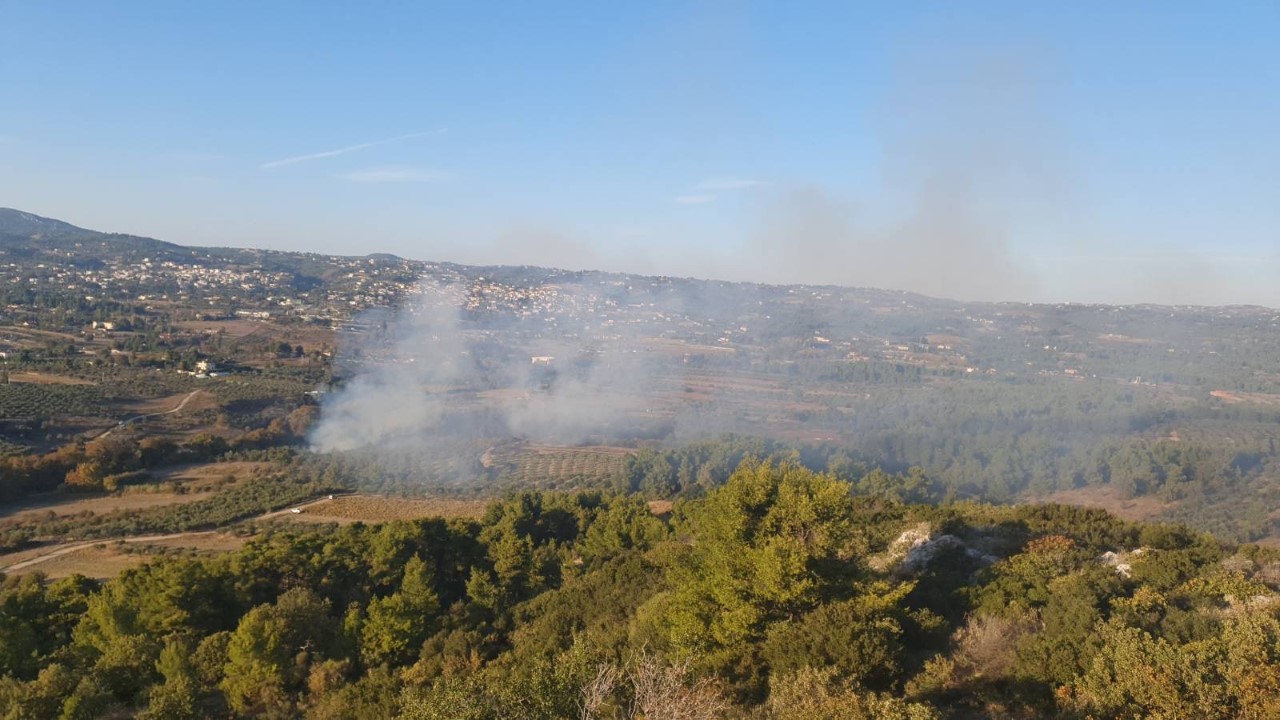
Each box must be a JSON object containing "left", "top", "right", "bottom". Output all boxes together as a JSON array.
[{"left": 4, "top": 208, "right": 1280, "bottom": 391}]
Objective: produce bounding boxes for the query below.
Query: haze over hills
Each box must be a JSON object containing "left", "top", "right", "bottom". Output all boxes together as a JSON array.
[
  {"left": 2, "top": 207, "right": 1279, "bottom": 544},
  {"left": 3, "top": 206, "right": 1275, "bottom": 312},
  {"left": 3, "top": 208, "right": 1280, "bottom": 719}
]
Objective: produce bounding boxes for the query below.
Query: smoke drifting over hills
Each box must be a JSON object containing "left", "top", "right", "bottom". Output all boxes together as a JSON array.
[
  {"left": 745, "top": 53, "right": 1065, "bottom": 303},
  {"left": 308, "top": 276, "right": 678, "bottom": 455},
  {"left": 308, "top": 290, "right": 468, "bottom": 452}
]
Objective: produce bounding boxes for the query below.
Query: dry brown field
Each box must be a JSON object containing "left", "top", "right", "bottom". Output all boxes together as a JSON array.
[
  {"left": 647, "top": 499, "right": 674, "bottom": 516},
  {"left": 7, "top": 372, "right": 96, "bottom": 385},
  {"left": 175, "top": 319, "right": 334, "bottom": 347},
  {"left": 173, "top": 319, "right": 272, "bottom": 339},
  {"left": 1210, "top": 389, "right": 1280, "bottom": 406},
  {"left": 9, "top": 544, "right": 149, "bottom": 579},
  {"left": 152, "top": 460, "right": 272, "bottom": 489},
  {"left": 291, "top": 494, "right": 489, "bottom": 523},
  {"left": 0, "top": 461, "right": 267, "bottom": 524},
  {"left": 0, "top": 490, "right": 208, "bottom": 523},
  {"left": 0, "top": 532, "right": 248, "bottom": 580},
  {"left": 1035, "top": 484, "right": 1175, "bottom": 522},
  {"left": 119, "top": 389, "right": 213, "bottom": 415}
]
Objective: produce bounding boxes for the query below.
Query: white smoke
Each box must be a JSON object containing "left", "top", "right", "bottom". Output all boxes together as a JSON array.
[{"left": 308, "top": 276, "right": 675, "bottom": 454}]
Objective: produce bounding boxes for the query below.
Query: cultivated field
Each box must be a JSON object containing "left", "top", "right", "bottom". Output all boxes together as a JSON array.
[{"left": 492, "top": 444, "right": 633, "bottom": 490}]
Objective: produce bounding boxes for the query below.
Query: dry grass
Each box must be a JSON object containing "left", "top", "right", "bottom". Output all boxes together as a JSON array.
[
  {"left": 647, "top": 500, "right": 674, "bottom": 516},
  {"left": 173, "top": 319, "right": 271, "bottom": 339},
  {"left": 293, "top": 495, "right": 489, "bottom": 523},
  {"left": 0, "top": 489, "right": 209, "bottom": 523},
  {"left": 0, "top": 326, "right": 84, "bottom": 346},
  {"left": 1210, "top": 389, "right": 1280, "bottom": 406},
  {"left": 7, "top": 372, "right": 96, "bottom": 385},
  {"left": 679, "top": 372, "right": 784, "bottom": 395},
  {"left": 7, "top": 544, "right": 149, "bottom": 580},
  {"left": 0, "top": 532, "right": 248, "bottom": 580},
  {"left": 120, "top": 390, "right": 211, "bottom": 415},
  {"left": 641, "top": 337, "right": 736, "bottom": 357},
  {"left": 137, "top": 532, "right": 248, "bottom": 553},
  {"left": 1036, "top": 484, "right": 1175, "bottom": 522},
  {"left": 152, "top": 461, "right": 271, "bottom": 489},
  {"left": 174, "top": 319, "right": 334, "bottom": 347},
  {"left": 0, "top": 462, "right": 266, "bottom": 523},
  {"left": 0, "top": 543, "right": 67, "bottom": 568}
]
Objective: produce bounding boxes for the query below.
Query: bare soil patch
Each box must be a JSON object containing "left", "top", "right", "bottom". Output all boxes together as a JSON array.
[{"left": 1210, "top": 389, "right": 1280, "bottom": 406}]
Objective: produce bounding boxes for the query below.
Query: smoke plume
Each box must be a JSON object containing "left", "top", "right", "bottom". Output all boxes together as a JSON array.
[{"left": 308, "top": 272, "right": 683, "bottom": 456}]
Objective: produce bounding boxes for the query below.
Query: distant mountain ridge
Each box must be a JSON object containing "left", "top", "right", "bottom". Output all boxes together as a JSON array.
[
  {"left": 0, "top": 207, "right": 408, "bottom": 269},
  {"left": 0, "top": 207, "right": 190, "bottom": 265},
  {"left": 0, "top": 207, "right": 88, "bottom": 237},
  {"left": 0, "top": 207, "right": 1274, "bottom": 314}
]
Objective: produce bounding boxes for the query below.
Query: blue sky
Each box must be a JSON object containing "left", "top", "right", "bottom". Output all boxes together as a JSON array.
[{"left": 1, "top": 2, "right": 1277, "bottom": 305}]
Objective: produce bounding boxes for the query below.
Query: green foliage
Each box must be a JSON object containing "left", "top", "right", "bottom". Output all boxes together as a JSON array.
[
  {"left": 767, "top": 666, "right": 941, "bottom": 720},
  {"left": 659, "top": 461, "right": 863, "bottom": 660},
  {"left": 221, "top": 587, "right": 338, "bottom": 716},
  {"left": 0, "top": 573, "right": 93, "bottom": 680},
  {"left": 762, "top": 582, "right": 918, "bottom": 690},
  {"left": 359, "top": 556, "right": 440, "bottom": 667},
  {"left": 1, "top": 462, "right": 1279, "bottom": 719}
]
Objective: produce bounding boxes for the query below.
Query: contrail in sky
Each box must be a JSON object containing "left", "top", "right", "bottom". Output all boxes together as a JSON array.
[{"left": 260, "top": 128, "right": 445, "bottom": 169}]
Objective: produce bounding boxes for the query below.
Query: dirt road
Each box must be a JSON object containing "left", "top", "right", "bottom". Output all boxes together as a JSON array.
[
  {"left": 0, "top": 494, "right": 336, "bottom": 573},
  {"left": 96, "top": 390, "right": 204, "bottom": 439}
]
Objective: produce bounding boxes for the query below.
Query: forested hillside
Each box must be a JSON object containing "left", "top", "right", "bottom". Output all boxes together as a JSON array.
[{"left": 4, "top": 461, "right": 1279, "bottom": 719}]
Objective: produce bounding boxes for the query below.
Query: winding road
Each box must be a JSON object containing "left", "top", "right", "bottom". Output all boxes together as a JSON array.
[
  {"left": 0, "top": 494, "right": 337, "bottom": 573},
  {"left": 96, "top": 390, "right": 203, "bottom": 439}
]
